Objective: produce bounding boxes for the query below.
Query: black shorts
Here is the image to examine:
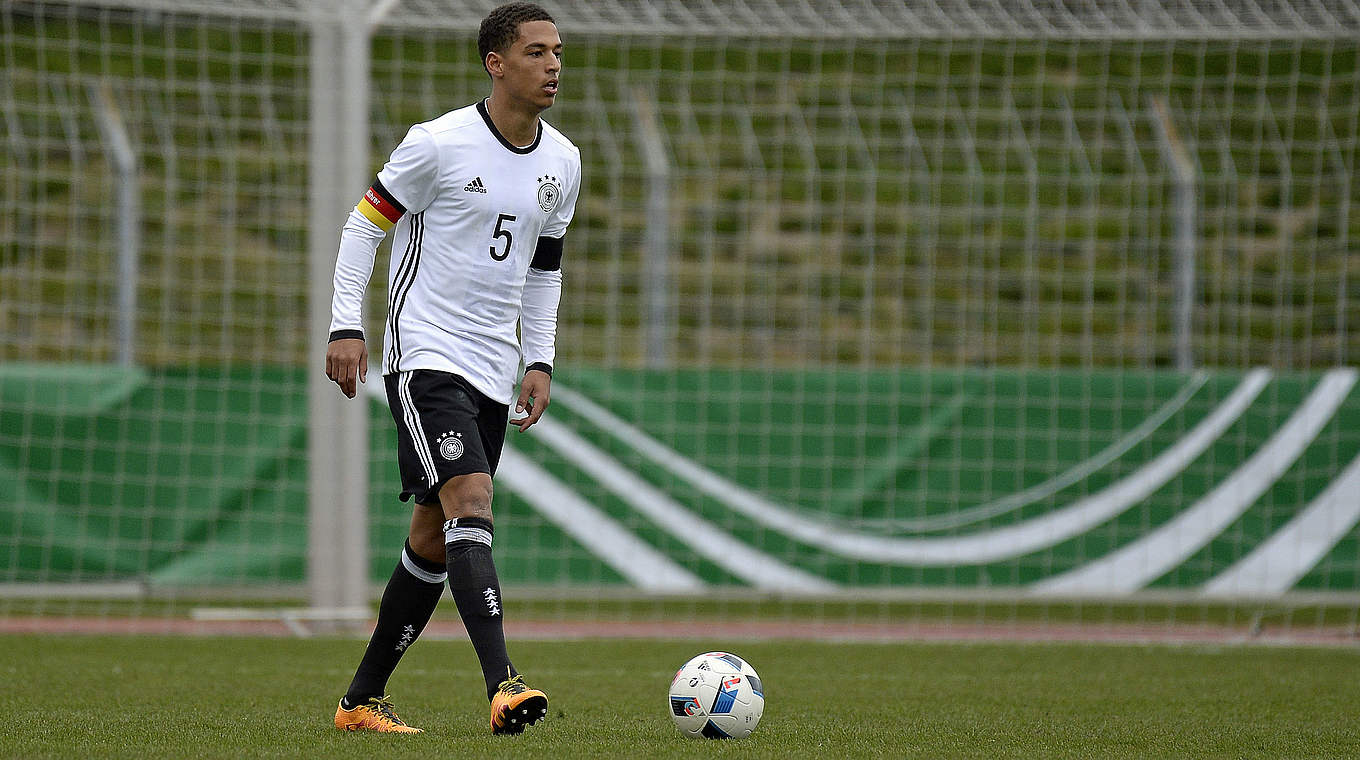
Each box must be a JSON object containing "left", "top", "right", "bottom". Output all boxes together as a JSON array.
[{"left": 384, "top": 370, "right": 508, "bottom": 505}]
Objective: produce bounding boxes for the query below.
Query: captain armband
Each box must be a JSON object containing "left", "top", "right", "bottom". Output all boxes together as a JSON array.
[{"left": 355, "top": 178, "right": 406, "bottom": 232}]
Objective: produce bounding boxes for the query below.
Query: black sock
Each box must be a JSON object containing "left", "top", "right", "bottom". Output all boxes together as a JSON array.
[
  {"left": 343, "top": 539, "right": 446, "bottom": 705},
  {"left": 444, "top": 517, "right": 516, "bottom": 701}
]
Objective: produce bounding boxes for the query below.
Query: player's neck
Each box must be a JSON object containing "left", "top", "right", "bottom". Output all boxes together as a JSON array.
[{"left": 483, "top": 94, "right": 540, "bottom": 148}]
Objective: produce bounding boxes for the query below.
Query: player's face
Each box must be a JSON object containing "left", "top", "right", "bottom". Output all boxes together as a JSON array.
[{"left": 496, "top": 20, "right": 563, "bottom": 112}]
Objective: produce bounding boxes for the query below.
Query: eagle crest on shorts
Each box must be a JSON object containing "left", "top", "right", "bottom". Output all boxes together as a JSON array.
[{"left": 437, "top": 431, "right": 464, "bottom": 461}]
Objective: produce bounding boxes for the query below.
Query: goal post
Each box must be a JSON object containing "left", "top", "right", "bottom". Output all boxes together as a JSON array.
[{"left": 305, "top": 0, "right": 370, "bottom": 624}]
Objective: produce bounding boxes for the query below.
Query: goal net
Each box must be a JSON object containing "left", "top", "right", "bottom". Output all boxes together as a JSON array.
[{"left": 2, "top": 0, "right": 1358, "bottom": 641}]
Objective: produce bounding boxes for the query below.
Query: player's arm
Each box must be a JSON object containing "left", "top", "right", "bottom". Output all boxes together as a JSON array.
[
  {"left": 515, "top": 154, "right": 580, "bottom": 431},
  {"left": 326, "top": 180, "right": 406, "bottom": 398},
  {"left": 326, "top": 127, "right": 437, "bottom": 399},
  {"left": 513, "top": 235, "right": 562, "bottom": 432}
]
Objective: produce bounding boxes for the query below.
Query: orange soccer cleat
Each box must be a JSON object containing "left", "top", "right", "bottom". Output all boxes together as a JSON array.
[
  {"left": 334, "top": 695, "right": 423, "bottom": 734},
  {"left": 489, "top": 674, "right": 548, "bottom": 735}
]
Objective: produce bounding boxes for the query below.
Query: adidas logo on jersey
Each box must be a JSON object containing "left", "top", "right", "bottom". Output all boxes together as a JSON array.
[{"left": 464, "top": 177, "right": 488, "bottom": 194}]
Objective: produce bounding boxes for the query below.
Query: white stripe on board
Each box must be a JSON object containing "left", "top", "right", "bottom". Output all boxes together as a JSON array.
[
  {"left": 893, "top": 371, "right": 1209, "bottom": 532},
  {"left": 497, "top": 447, "right": 706, "bottom": 592},
  {"left": 528, "top": 416, "right": 837, "bottom": 592},
  {"left": 551, "top": 369, "right": 1271, "bottom": 566},
  {"left": 1203, "top": 449, "right": 1360, "bottom": 597},
  {"left": 363, "top": 380, "right": 705, "bottom": 592},
  {"left": 1035, "top": 368, "right": 1358, "bottom": 595}
]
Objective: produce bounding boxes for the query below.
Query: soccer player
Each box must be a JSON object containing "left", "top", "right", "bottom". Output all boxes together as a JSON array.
[{"left": 324, "top": 2, "right": 579, "bottom": 735}]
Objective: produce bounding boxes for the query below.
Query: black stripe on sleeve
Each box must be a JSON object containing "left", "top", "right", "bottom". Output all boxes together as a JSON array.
[
  {"left": 530, "top": 235, "right": 564, "bottom": 271},
  {"left": 370, "top": 177, "right": 407, "bottom": 216}
]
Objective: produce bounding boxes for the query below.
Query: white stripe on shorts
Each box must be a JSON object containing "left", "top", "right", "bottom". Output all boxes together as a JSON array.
[
  {"left": 397, "top": 371, "right": 439, "bottom": 490},
  {"left": 401, "top": 546, "right": 448, "bottom": 584}
]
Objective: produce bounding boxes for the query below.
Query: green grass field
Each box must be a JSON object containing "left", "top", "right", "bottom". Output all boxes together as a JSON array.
[{"left": 5, "top": 634, "right": 1360, "bottom": 759}]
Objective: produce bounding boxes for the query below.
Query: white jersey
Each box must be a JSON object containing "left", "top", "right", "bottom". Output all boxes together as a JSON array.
[{"left": 330, "top": 101, "right": 581, "bottom": 404}]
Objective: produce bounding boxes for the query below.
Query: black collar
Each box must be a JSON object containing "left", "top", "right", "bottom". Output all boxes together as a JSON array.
[{"left": 477, "top": 99, "right": 542, "bottom": 154}]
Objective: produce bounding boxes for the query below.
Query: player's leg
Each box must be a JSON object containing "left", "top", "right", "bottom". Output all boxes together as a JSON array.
[
  {"left": 385, "top": 369, "right": 545, "bottom": 732},
  {"left": 338, "top": 503, "right": 446, "bottom": 705},
  {"left": 332, "top": 373, "right": 453, "bottom": 734},
  {"left": 438, "top": 472, "right": 512, "bottom": 697},
  {"left": 439, "top": 382, "right": 547, "bottom": 734},
  {"left": 438, "top": 472, "right": 546, "bottom": 734}
]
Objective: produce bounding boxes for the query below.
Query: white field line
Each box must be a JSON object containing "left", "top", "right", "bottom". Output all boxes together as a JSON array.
[
  {"left": 1036, "top": 368, "right": 1358, "bottom": 595},
  {"left": 363, "top": 380, "right": 705, "bottom": 592},
  {"left": 551, "top": 370, "right": 1271, "bottom": 566},
  {"left": 882, "top": 371, "right": 1209, "bottom": 531},
  {"left": 1203, "top": 449, "right": 1360, "bottom": 597},
  {"left": 527, "top": 416, "right": 837, "bottom": 592},
  {"left": 497, "top": 447, "right": 706, "bottom": 591}
]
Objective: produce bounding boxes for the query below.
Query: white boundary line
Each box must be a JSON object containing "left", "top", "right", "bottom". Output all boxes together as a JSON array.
[{"left": 1036, "top": 369, "right": 1357, "bottom": 595}]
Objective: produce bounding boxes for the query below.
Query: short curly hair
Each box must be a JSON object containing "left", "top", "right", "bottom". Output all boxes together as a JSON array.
[{"left": 478, "top": 3, "right": 555, "bottom": 76}]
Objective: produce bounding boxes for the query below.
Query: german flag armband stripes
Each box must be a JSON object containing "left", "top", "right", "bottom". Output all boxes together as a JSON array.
[{"left": 357, "top": 178, "right": 405, "bottom": 232}]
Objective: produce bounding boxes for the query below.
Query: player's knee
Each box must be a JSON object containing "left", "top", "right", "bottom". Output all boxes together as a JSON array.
[
  {"left": 440, "top": 475, "right": 494, "bottom": 521},
  {"left": 408, "top": 529, "right": 444, "bottom": 563}
]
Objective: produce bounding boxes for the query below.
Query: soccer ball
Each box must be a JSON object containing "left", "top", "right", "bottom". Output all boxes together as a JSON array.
[{"left": 667, "top": 651, "right": 764, "bottom": 739}]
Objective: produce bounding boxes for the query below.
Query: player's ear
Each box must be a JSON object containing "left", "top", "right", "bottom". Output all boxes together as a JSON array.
[{"left": 485, "top": 51, "right": 504, "bottom": 78}]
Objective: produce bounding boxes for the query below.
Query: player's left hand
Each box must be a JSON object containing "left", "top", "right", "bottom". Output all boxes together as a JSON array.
[{"left": 512, "top": 369, "right": 551, "bottom": 432}]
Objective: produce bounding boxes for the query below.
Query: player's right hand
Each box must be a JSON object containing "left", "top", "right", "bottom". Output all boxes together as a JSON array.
[{"left": 326, "top": 338, "right": 368, "bottom": 399}]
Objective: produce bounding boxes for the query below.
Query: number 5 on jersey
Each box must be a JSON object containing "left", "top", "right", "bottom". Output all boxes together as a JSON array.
[{"left": 490, "top": 213, "right": 517, "bottom": 261}]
